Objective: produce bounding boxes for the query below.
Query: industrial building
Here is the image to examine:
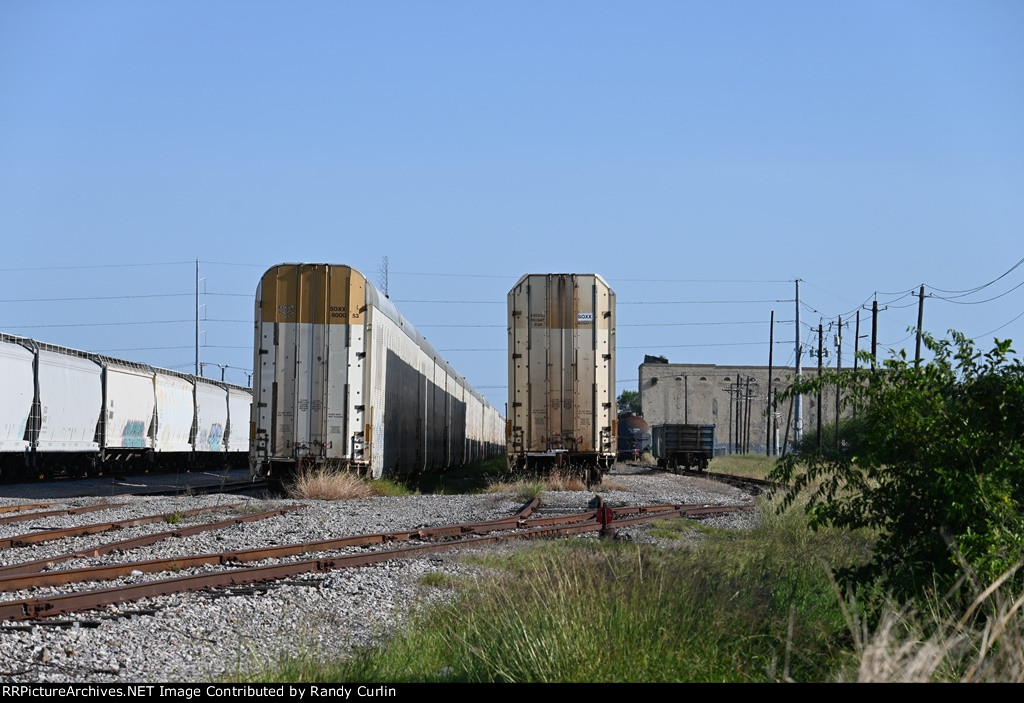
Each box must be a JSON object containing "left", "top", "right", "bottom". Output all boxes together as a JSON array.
[{"left": 637, "top": 355, "right": 846, "bottom": 456}]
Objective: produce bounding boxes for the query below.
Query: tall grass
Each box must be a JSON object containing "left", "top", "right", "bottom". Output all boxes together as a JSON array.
[
  {"left": 846, "top": 562, "right": 1024, "bottom": 682},
  {"left": 253, "top": 455, "right": 1024, "bottom": 682},
  {"left": 710, "top": 453, "right": 778, "bottom": 479},
  {"left": 242, "top": 500, "right": 869, "bottom": 683}
]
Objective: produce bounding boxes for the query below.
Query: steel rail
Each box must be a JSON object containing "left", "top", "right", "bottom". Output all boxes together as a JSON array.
[
  {"left": 0, "top": 502, "right": 128, "bottom": 526},
  {"left": 0, "top": 500, "right": 751, "bottom": 621},
  {"left": 0, "top": 515, "right": 574, "bottom": 592},
  {"left": 0, "top": 505, "right": 307, "bottom": 578},
  {"left": 134, "top": 480, "right": 270, "bottom": 497},
  {"left": 0, "top": 504, "right": 242, "bottom": 548},
  {"left": 0, "top": 500, "right": 538, "bottom": 589},
  {"left": 675, "top": 468, "right": 779, "bottom": 494},
  {"left": 0, "top": 504, "right": 54, "bottom": 515},
  {"left": 0, "top": 501, "right": 535, "bottom": 582},
  {"left": 0, "top": 521, "right": 587, "bottom": 620}
]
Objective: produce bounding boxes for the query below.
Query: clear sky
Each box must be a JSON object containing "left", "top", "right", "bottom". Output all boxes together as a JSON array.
[{"left": 1, "top": 1, "right": 1021, "bottom": 412}]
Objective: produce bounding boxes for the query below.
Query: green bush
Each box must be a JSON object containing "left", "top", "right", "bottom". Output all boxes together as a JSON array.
[{"left": 770, "top": 332, "right": 1024, "bottom": 601}]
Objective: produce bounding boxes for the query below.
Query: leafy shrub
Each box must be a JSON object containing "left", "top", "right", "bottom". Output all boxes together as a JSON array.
[{"left": 770, "top": 332, "right": 1024, "bottom": 600}]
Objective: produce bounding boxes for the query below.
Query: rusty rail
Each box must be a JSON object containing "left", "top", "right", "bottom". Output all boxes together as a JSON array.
[
  {"left": 0, "top": 505, "right": 307, "bottom": 578},
  {"left": 0, "top": 504, "right": 54, "bottom": 515},
  {"left": 0, "top": 499, "right": 752, "bottom": 621},
  {"left": 0, "top": 502, "right": 128, "bottom": 526},
  {"left": 0, "top": 504, "right": 242, "bottom": 548}
]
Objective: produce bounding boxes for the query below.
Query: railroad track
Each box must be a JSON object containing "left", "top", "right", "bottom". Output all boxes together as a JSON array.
[
  {"left": 617, "top": 462, "right": 778, "bottom": 495},
  {"left": 0, "top": 497, "right": 752, "bottom": 623},
  {"left": 661, "top": 468, "right": 779, "bottom": 495},
  {"left": 131, "top": 478, "right": 271, "bottom": 497}
]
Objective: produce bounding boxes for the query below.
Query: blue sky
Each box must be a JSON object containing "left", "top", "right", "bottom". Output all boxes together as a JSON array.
[{"left": 1, "top": 1, "right": 1021, "bottom": 411}]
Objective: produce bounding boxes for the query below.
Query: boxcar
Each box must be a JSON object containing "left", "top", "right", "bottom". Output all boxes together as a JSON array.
[
  {"left": 506, "top": 273, "right": 616, "bottom": 485},
  {"left": 249, "top": 263, "right": 503, "bottom": 486}
]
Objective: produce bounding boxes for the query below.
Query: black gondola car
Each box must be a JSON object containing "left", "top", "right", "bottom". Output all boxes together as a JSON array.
[{"left": 651, "top": 424, "right": 715, "bottom": 472}]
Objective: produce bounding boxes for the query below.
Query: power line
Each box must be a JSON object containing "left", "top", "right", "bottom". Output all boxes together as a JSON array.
[
  {"left": 418, "top": 320, "right": 797, "bottom": 328},
  {"left": 620, "top": 299, "right": 795, "bottom": 305},
  {"left": 971, "top": 309, "right": 1024, "bottom": 340},
  {"left": 0, "top": 261, "right": 193, "bottom": 272},
  {"left": 2, "top": 319, "right": 196, "bottom": 329},
  {"left": 608, "top": 278, "right": 791, "bottom": 283},
  {"left": 0, "top": 291, "right": 251, "bottom": 303},
  {"left": 393, "top": 271, "right": 511, "bottom": 279},
  {"left": 0, "top": 293, "right": 193, "bottom": 303},
  {"left": 400, "top": 298, "right": 796, "bottom": 305},
  {"left": 419, "top": 324, "right": 505, "bottom": 328},
  {"left": 395, "top": 300, "right": 504, "bottom": 304},
  {"left": 95, "top": 345, "right": 250, "bottom": 352},
  {"left": 2, "top": 318, "right": 250, "bottom": 329},
  {"left": 620, "top": 320, "right": 795, "bottom": 327},
  {"left": 931, "top": 278, "right": 1024, "bottom": 305},
  {"left": 619, "top": 341, "right": 794, "bottom": 349},
  {"left": 926, "top": 255, "right": 1024, "bottom": 295}
]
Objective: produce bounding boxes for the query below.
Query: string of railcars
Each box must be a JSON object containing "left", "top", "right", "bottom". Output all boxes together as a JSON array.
[
  {"left": 0, "top": 333, "right": 251, "bottom": 481},
  {"left": 249, "top": 263, "right": 505, "bottom": 488},
  {"left": 506, "top": 273, "right": 617, "bottom": 486}
]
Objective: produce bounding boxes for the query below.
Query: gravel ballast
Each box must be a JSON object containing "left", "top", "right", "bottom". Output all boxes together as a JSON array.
[{"left": 0, "top": 464, "right": 760, "bottom": 683}]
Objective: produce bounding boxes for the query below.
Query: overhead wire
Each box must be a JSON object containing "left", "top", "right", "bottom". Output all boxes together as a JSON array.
[
  {"left": 972, "top": 309, "right": 1024, "bottom": 340},
  {"left": 930, "top": 278, "right": 1024, "bottom": 305},
  {"left": 925, "top": 255, "right": 1024, "bottom": 295},
  {"left": 0, "top": 261, "right": 193, "bottom": 272}
]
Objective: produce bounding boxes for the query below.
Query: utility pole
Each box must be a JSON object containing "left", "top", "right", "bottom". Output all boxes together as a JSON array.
[
  {"left": 853, "top": 310, "right": 861, "bottom": 417},
  {"left": 817, "top": 323, "right": 823, "bottom": 449},
  {"left": 835, "top": 315, "right": 842, "bottom": 450},
  {"left": 735, "top": 375, "right": 742, "bottom": 454},
  {"left": 726, "top": 384, "right": 733, "bottom": 454},
  {"left": 915, "top": 284, "right": 925, "bottom": 367},
  {"left": 744, "top": 376, "right": 752, "bottom": 454},
  {"left": 854, "top": 310, "right": 861, "bottom": 373},
  {"left": 794, "top": 279, "right": 803, "bottom": 445},
  {"left": 772, "top": 388, "right": 779, "bottom": 456},
  {"left": 871, "top": 299, "right": 878, "bottom": 373},
  {"left": 766, "top": 311, "right": 774, "bottom": 456},
  {"left": 195, "top": 259, "right": 200, "bottom": 376}
]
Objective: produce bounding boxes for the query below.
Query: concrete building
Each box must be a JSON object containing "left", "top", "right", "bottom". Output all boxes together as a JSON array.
[{"left": 637, "top": 355, "right": 844, "bottom": 456}]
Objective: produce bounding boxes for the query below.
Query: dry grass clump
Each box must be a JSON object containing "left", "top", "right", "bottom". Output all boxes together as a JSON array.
[
  {"left": 287, "top": 467, "right": 374, "bottom": 500},
  {"left": 543, "top": 469, "right": 587, "bottom": 492},
  {"left": 848, "top": 564, "right": 1024, "bottom": 683},
  {"left": 487, "top": 468, "right": 620, "bottom": 496}
]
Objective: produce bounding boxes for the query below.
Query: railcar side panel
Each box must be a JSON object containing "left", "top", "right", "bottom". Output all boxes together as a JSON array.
[
  {"left": 194, "top": 380, "right": 228, "bottom": 453},
  {"left": 225, "top": 387, "right": 252, "bottom": 454},
  {"left": 102, "top": 365, "right": 156, "bottom": 450},
  {"left": 153, "top": 372, "right": 195, "bottom": 453},
  {"left": 35, "top": 350, "right": 102, "bottom": 453},
  {"left": 0, "top": 340, "right": 34, "bottom": 453}
]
